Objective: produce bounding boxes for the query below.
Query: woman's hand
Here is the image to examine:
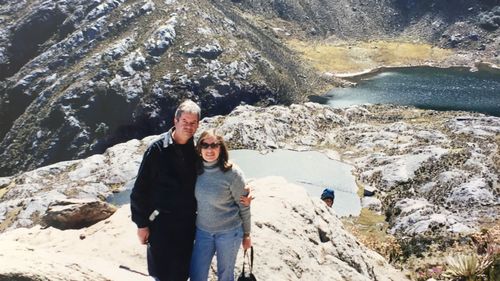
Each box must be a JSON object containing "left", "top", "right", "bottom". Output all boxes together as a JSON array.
[{"left": 242, "top": 235, "right": 252, "bottom": 250}]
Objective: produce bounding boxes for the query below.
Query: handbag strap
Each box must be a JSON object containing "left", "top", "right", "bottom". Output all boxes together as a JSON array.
[
  {"left": 248, "top": 246, "right": 254, "bottom": 273},
  {"left": 241, "top": 246, "right": 254, "bottom": 274}
]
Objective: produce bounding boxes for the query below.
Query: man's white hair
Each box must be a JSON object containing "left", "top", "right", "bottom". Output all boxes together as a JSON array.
[{"left": 175, "top": 99, "right": 201, "bottom": 121}]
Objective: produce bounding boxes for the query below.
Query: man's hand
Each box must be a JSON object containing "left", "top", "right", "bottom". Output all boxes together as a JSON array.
[
  {"left": 240, "top": 185, "right": 254, "bottom": 206},
  {"left": 137, "top": 227, "right": 150, "bottom": 244}
]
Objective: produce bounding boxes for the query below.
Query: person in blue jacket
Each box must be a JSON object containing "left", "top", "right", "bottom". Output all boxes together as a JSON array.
[{"left": 321, "top": 188, "right": 335, "bottom": 207}]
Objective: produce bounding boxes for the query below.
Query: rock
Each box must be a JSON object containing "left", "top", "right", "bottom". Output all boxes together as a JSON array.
[
  {"left": 43, "top": 199, "right": 117, "bottom": 230},
  {"left": 101, "top": 36, "right": 135, "bottom": 61},
  {"left": 363, "top": 185, "right": 377, "bottom": 197},
  {"left": 195, "top": 104, "right": 499, "bottom": 239},
  {"left": 0, "top": 177, "right": 407, "bottom": 281},
  {"left": 3, "top": 103, "right": 498, "bottom": 241},
  {"left": 122, "top": 51, "right": 147, "bottom": 76},
  {"left": 362, "top": 197, "right": 382, "bottom": 213},
  {"left": 0, "top": 177, "right": 11, "bottom": 189},
  {"left": 449, "top": 34, "right": 463, "bottom": 47},
  {"left": 145, "top": 17, "right": 177, "bottom": 57},
  {"left": 1, "top": 2, "right": 499, "bottom": 181},
  {"left": 468, "top": 33, "right": 479, "bottom": 41},
  {"left": 479, "top": 9, "right": 500, "bottom": 31},
  {"left": 0, "top": 205, "right": 151, "bottom": 281},
  {"left": 389, "top": 198, "right": 474, "bottom": 236},
  {"left": 0, "top": 137, "right": 148, "bottom": 231},
  {"left": 186, "top": 41, "right": 223, "bottom": 60},
  {"left": 0, "top": 101, "right": 497, "bottom": 281}
]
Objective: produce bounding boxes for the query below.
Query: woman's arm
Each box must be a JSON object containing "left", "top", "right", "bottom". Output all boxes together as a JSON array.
[{"left": 229, "top": 167, "right": 251, "bottom": 237}]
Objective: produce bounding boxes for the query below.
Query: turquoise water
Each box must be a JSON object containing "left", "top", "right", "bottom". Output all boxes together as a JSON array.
[
  {"left": 230, "top": 149, "right": 361, "bottom": 217},
  {"left": 323, "top": 66, "right": 500, "bottom": 116}
]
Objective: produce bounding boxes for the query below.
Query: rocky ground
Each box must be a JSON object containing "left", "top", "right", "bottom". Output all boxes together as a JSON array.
[
  {"left": 0, "top": 178, "right": 408, "bottom": 280},
  {"left": 197, "top": 103, "right": 499, "bottom": 240},
  {"left": 0, "top": 103, "right": 498, "bottom": 279}
]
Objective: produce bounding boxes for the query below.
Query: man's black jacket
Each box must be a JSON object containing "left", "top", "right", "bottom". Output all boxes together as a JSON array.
[{"left": 130, "top": 128, "right": 198, "bottom": 228}]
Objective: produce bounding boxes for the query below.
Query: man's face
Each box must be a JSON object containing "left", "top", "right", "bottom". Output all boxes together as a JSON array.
[
  {"left": 323, "top": 198, "right": 333, "bottom": 208},
  {"left": 174, "top": 112, "right": 199, "bottom": 143}
]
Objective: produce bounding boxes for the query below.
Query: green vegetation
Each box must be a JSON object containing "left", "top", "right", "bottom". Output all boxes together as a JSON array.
[
  {"left": 344, "top": 206, "right": 500, "bottom": 281},
  {"left": 342, "top": 208, "right": 402, "bottom": 263},
  {"left": 443, "top": 253, "right": 495, "bottom": 281}
]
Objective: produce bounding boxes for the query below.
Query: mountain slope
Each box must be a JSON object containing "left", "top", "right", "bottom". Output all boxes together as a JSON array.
[
  {"left": 0, "top": 0, "right": 498, "bottom": 176},
  {"left": 0, "top": 0, "right": 318, "bottom": 176}
]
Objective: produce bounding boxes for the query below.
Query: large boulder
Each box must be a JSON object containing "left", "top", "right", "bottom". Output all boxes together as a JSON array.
[{"left": 43, "top": 199, "right": 117, "bottom": 230}]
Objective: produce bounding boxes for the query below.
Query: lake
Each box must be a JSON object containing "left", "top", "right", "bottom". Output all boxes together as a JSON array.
[
  {"left": 108, "top": 149, "right": 362, "bottom": 217},
  {"left": 230, "top": 149, "right": 361, "bottom": 217},
  {"left": 320, "top": 66, "right": 500, "bottom": 116}
]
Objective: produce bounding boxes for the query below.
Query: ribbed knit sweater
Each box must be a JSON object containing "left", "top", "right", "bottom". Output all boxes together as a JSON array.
[{"left": 195, "top": 161, "right": 251, "bottom": 234}]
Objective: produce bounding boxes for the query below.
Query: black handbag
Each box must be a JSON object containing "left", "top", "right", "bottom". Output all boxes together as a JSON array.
[{"left": 237, "top": 246, "right": 257, "bottom": 281}]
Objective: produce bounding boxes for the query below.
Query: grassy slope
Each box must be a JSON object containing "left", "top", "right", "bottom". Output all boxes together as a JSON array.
[{"left": 288, "top": 39, "right": 454, "bottom": 75}]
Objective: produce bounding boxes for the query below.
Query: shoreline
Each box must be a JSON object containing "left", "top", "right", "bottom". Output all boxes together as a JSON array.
[{"left": 330, "top": 61, "right": 500, "bottom": 81}]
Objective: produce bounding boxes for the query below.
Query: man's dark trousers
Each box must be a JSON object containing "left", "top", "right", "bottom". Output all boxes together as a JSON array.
[{"left": 147, "top": 212, "right": 196, "bottom": 281}]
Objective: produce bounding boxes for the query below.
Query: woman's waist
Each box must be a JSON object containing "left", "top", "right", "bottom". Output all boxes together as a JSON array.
[{"left": 195, "top": 214, "right": 242, "bottom": 232}]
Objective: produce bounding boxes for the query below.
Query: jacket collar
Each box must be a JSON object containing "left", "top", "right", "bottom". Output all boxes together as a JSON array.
[
  {"left": 162, "top": 127, "right": 175, "bottom": 148},
  {"left": 162, "top": 127, "right": 194, "bottom": 148}
]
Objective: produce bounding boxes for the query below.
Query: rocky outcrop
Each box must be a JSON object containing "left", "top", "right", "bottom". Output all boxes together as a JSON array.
[
  {"left": 1, "top": 0, "right": 498, "bottom": 177},
  {"left": 196, "top": 103, "right": 500, "bottom": 243},
  {"left": 0, "top": 136, "right": 150, "bottom": 231},
  {"left": 0, "top": 177, "right": 407, "bottom": 281}
]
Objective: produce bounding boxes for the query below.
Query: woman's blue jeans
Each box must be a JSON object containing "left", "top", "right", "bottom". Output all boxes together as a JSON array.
[{"left": 189, "top": 226, "right": 243, "bottom": 281}]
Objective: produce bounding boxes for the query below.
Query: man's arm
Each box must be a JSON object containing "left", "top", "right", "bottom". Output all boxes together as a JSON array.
[
  {"left": 239, "top": 185, "right": 254, "bottom": 206},
  {"left": 130, "top": 144, "right": 158, "bottom": 232}
]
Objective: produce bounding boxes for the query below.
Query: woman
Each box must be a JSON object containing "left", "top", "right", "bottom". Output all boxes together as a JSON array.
[{"left": 190, "top": 129, "right": 252, "bottom": 281}]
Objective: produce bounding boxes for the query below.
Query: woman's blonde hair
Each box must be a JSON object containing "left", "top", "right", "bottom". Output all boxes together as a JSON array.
[{"left": 196, "top": 129, "right": 232, "bottom": 173}]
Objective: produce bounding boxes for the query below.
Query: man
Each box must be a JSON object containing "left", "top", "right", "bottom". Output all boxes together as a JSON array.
[
  {"left": 130, "top": 99, "right": 201, "bottom": 280},
  {"left": 321, "top": 188, "right": 335, "bottom": 208}
]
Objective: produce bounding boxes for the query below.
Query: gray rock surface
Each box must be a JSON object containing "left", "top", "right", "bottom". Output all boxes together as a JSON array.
[
  {"left": 0, "top": 177, "right": 408, "bottom": 281},
  {"left": 1, "top": 0, "right": 499, "bottom": 178}
]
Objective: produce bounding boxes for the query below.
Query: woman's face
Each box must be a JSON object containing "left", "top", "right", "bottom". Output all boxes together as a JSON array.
[{"left": 200, "top": 135, "right": 221, "bottom": 162}]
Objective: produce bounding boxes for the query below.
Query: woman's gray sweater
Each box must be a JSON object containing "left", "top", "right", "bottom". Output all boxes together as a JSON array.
[{"left": 195, "top": 161, "right": 251, "bottom": 234}]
